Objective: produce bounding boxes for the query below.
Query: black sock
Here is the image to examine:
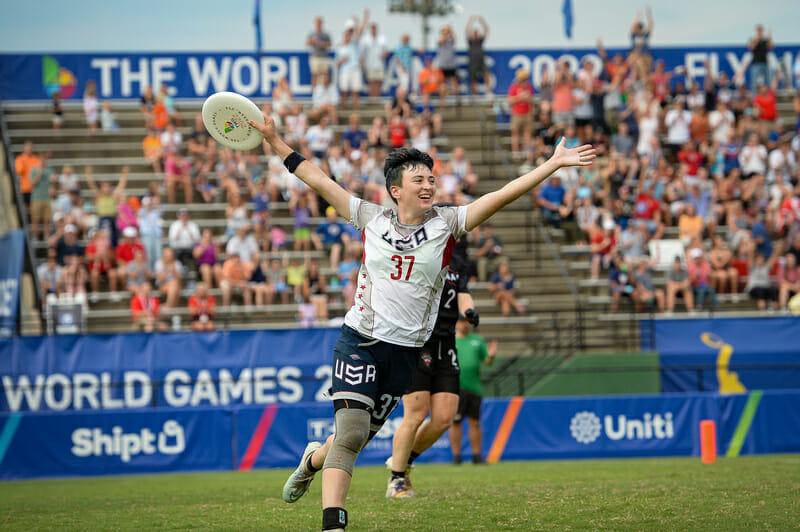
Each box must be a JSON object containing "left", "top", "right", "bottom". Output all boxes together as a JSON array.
[
  {"left": 322, "top": 507, "right": 347, "bottom": 530},
  {"left": 305, "top": 453, "right": 320, "bottom": 473},
  {"left": 472, "top": 454, "right": 483, "bottom": 464},
  {"left": 407, "top": 451, "right": 420, "bottom": 466},
  {"left": 391, "top": 470, "right": 406, "bottom": 480}
]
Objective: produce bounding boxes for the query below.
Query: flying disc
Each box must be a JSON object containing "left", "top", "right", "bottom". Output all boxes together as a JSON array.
[{"left": 201, "top": 92, "right": 265, "bottom": 151}]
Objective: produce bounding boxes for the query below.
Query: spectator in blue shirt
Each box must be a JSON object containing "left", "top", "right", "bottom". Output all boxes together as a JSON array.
[
  {"left": 748, "top": 210, "right": 772, "bottom": 258},
  {"left": 342, "top": 114, "right": 367, "bottom": 156},
  {"left": 536, "top": 174, "right": 567, "bottom": 228},
  {"left": 313, "top": 206, "right": 350, "bottom": 268}
]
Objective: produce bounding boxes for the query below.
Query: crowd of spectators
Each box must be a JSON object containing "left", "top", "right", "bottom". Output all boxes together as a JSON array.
[
  {"left": 17, "top": 8, "right": 800, "bottom": 331},
  {"left": 512, "top": 18, "right": 800, "bottom": 314}
]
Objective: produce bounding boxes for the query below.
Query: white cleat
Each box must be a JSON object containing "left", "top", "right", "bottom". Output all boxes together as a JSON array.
[
  {"left": 282, "top": 441, "right": 322, "bottom": 503},
  {"left": 385, "top": 456, "right": 414, "bottom": 497},
  {"left": 386, "top": 476, "right": 412, "bottom": 499}
]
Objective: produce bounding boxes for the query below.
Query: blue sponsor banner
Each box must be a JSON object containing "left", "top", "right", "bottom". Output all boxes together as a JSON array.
[
  {"left": 1, "top": 391, "right": 799, "bottom": 480},
  {"left": 1, "top": 45, "right": 799, "bottom": 101},
  {"left": 0, "top": 407, "right": 232, "bottom": 480},
  {"left": 644, "top": 318, "right": 800, "bottom": 394},
  {"left": 0, "top": 230, "right": 25, "bottom": 338},
  {"left": 0, "top": 328, "right": 340, "bottom": 412}
]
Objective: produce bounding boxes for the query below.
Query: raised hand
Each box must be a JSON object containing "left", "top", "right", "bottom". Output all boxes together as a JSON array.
[
  {"left": 249, "top": 113, "right": 278, "bottom": 142},
  {"left": 552, "top": 137, "right": 596, "bottom": 168}
]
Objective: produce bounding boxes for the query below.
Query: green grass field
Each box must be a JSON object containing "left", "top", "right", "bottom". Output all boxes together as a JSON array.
[{"left": 1, "top": 455, "right": 798, "bottom": 530}]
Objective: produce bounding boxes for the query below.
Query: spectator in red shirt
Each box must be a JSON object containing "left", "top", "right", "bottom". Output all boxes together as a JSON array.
[
  {"left": 590, "top": 218, "right": 618, "bottom": 279},
  {"left": 677, "top": 141, "right": 705, "bottom": 177},
  {"left": 752, "top": 75, "right": 779, "bottom": 134},
  {"left": 85, "top": 227, "right": 119, "bottom": 297},
  {"left": 188, "top": 282, "right": 217, "bottom": 331},
  {"left": 507, "top": 68, "right": 534, "bottom": 156},
  {"left": 130, "top": 281, "right": 168, "bottom": 332},
  {"left": 388, "top": 114, "right": 407, "bottom": 149},
  {"left": 116, "top": 226, "right": 145, "bottom": 283}
]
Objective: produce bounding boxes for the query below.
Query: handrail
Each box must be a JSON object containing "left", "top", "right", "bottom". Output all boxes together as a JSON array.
[{"left": 0, "top": 97, "right": 44, "bottom": 334}]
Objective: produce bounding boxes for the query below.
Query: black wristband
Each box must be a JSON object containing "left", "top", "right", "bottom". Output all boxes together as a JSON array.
[{"left": 283, "top": 151, "right": 306, "bottom": 173}]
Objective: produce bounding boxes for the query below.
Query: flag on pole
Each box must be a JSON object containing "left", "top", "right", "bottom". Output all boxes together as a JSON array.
[
  {"left": 253, "top": 0, "right": 262, "bottom": 52},
  {"left": 562, "top": 0, "right": 574, "bottom": 39}
]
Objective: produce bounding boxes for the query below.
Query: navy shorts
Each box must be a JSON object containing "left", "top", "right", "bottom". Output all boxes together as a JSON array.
[
  {"left": 331, "top": 325, "right": 420, "bottom": 433},
  {"left": 410, "top": 334, "right": 460, "bottom": 395}
]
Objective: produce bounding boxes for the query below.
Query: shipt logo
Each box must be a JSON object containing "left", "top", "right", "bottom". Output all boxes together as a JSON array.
[
  {"left": 224, "top": 121, "right": 236, "bottom": 133},
  {"left": 42, "top": 56, "right": 77, "bottom": 98}
]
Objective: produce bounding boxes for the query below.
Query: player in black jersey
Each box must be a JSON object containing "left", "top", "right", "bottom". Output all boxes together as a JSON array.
[{"left": 386, "top": 251, "right": 479, "bottom": 498}]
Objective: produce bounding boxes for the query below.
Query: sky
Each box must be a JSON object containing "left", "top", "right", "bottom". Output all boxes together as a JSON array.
[{"left": 0, "top": 0, "right": 798, "bottom": 54}]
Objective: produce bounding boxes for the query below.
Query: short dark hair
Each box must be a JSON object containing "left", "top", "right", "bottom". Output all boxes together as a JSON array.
[{"left": 383, "top": 148, "right": 434, "bottom": 204}]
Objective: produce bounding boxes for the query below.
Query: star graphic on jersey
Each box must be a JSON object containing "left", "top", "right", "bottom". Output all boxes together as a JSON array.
[
  {"left": 362, "top": 274, "right": 366, "bottom": 278},
  {"left": 358, "top": 294, "right": 363, "bottom": 299},
  {"left": 359, "top": 306, "right": 364, "bottom": 311},
  {"left": 360, "top": 285, "right": 365, "bottom": 290}
]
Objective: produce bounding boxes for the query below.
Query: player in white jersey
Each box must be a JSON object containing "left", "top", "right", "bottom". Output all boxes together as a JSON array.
[{"left": 249, "top": 114, "right": 595, "bottom": 532}]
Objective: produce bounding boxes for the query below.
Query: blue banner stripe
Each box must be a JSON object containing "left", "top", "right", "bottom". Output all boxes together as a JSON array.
[{"left": 0, "top": 413, "right": 23, "bottom": 464}]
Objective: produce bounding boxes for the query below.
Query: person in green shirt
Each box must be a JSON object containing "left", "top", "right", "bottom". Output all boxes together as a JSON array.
[
  {"left": 450, "top": 316, "right": 497, "bottom": 464},
  {"left": 29, "top": 152, "right": 55, "bottom": 240}
]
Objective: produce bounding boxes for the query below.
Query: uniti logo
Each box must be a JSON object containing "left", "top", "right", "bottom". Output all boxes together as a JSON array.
[
  {"left": 42, "top": 56, "right": 77, "bottom": 98},
  {"left": 224, "top": 121, "right": 236, "bottom": 133}
]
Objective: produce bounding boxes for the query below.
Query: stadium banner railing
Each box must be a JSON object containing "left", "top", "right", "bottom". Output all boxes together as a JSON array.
[
  {"left": 2, "top": 45, "right": 799, "bottom": 101},
  {"left": 1, "top": 391, "right": 798, "bottom": 480},
  {"left": 640, "top": 316, "right": 800, "bottom": 393}
]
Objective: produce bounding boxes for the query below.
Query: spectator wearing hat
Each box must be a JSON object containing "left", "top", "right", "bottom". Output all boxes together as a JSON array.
[
  {"left": 131, "top": 282, "right": 168, "bottom": 332},
  {"left": 688, "top": 247, "right": 718, "bottom": 310},
  {"left": 52, "top": 223, "right": 83, "bottom": 266},
  {"left": 85, "top": 227, "right": 119, "bottom": 297},
  {"left": 313, "top": 206, "right": 350, "bottom": 268},
  {"left": 507, "top": 68, "right": 534, "bottom": 156},
  {"left": 116, "top": 226, "right": 145, "bottom": 283},
  {"left": 168, "top": 208, "right": 201, "bottom": 268},
  {"left": 336, "top": 12, "right": 367, "bottom": 111}
]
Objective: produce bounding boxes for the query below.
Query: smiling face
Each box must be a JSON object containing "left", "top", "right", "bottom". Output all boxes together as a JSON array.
[{"left": 391, "top": 164, "right": 437, "bottom": 214}]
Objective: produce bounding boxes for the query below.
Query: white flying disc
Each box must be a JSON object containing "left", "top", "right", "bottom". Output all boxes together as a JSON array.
[{"left": 201, "top": 92, "right": 265, "bottom": 151}]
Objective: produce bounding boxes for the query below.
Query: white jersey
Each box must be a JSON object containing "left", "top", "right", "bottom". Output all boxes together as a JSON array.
[{"left": 344, "top": 197, "right": 468, "bottom": 347}]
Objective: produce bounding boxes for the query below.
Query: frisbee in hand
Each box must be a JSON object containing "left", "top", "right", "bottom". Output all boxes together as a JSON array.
[{"left": 201, "top": 92, "right": 265, "bottom": 151}]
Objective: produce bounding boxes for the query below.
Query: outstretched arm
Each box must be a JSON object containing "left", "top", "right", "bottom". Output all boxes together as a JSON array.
[
  {"left": 464, "top": 139, "right": 595, "bottom": 231},
  {"left": 251, "top": 115, "right": 352, "bottom": 219}
]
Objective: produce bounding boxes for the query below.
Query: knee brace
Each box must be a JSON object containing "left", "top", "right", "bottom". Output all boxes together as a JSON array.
[{"left": 323, "top": 408, "right": 371, "bottom": 476}]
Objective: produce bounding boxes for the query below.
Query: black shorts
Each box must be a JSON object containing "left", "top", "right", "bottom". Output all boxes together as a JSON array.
[
  {"left": 441, "top": 68, "right": 458, "bottom": 80},
  {"left": 330, "top": 325, "right": 420, "bottom": 433},
  {"left": 453, "top": 390, "right": 482, "bottom": 422},
  {"left": 409, "top": 334, "right": 460, "bottom": 395},
  {"left": 22, "top": 192, "right": 31, "bottom": 206}
]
